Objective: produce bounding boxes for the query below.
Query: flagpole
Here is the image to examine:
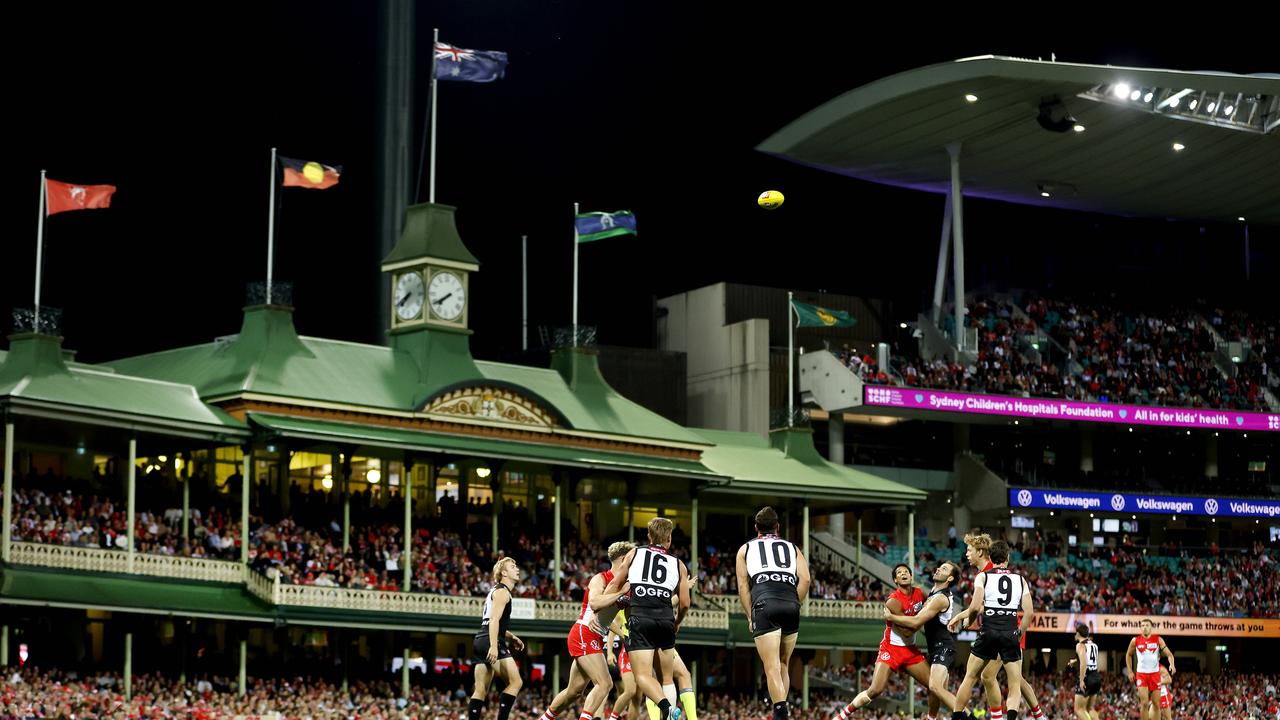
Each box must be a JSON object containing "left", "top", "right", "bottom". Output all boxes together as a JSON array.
[
  {"left": 267, "top": 147, "right": 277, "bottom": 303},
  {"left": 788, "top": 290, "right": 795, "bottom": 428},
  {"left": 522, "top": 234, "right": 529, "bottom": 351},
  {"left": 572, "top": 203, "right": 579, "bottom": 346},
  {"left": 34, "top": 171, "right": 47, "bottom": 329},
  {"left": 428, "top": 27, "right": 439, "bottom": 204}
]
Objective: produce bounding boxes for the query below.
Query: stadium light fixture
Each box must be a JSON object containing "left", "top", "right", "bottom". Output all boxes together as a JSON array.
[
  {"left": 1172, "top": 142, "right": 1186, "bottom": 151},
  {"left": 158, "top": 455, "right": 168, "bottom": 463},
  {"left": 1158, "top": 88, "right": 1194, "bottom": 109},
  {"left": 321, "top": 475, "right": 333, "bottom": 490},
  {"left": 1073, "top": 124, "right": 1086, "bottom": 132},
  {"left": 1040, "top": 191, "right": 1051, "bottom": 197},
  {"left": 899, "top": 322, "right": 908, "bottom": 329},
  {"left": 475, "top": 465, "right": 492, "bottom": 479},
  {"left": 367, "top": 469, "right": 381, "bottom": 484},
  {"left": 965, "top": 94, "right": 978, "bottom": 103},
  {"left": 1085, "top": 85, "right": 1277, "bottom": 133},
  {"left": 1238, "top": 216, "right": 1246, "bottom": 222}
]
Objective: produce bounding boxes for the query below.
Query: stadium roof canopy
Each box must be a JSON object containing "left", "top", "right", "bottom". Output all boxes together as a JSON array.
[{"left": 758, "top": 56, "right": 1280, "bottom": 225}]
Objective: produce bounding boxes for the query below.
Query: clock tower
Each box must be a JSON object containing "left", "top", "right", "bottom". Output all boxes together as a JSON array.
[{"left": 381, "top": 203, "right": 482, "bottom": 396}]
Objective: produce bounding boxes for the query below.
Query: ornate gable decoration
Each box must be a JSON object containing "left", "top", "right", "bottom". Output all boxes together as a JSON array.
[{"left": 421, "top": 387, "right": 558, "bottom": 428}]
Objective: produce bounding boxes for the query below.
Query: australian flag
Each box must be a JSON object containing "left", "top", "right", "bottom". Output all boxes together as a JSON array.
[{"left": 434, "top": 42, "right": 508, "bottom": 83}]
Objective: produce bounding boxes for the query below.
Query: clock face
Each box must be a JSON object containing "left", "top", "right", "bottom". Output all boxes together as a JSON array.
[
  {"left": 394, "top": 272, "right": 426, "bottom": 321},
  {"left": 428, "top": 270, "right": 466, "bottom": 322}
]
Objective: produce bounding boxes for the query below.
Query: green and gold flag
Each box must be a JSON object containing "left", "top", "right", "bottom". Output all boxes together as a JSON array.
[{"left": 791, "top": 300, "right": 856, "bottom": 328}]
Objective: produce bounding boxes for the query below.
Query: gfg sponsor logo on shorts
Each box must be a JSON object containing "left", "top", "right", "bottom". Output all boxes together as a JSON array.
[{"left": 633, "top": 586, "right": 672, "bottom": 599}]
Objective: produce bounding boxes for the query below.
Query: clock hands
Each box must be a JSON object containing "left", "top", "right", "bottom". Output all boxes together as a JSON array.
[
  {"left": 432, "top": 291, "right": 454, "bottom": 306},
  {"left": 397, "top": 293, "right": 413, "bottom": 308}
]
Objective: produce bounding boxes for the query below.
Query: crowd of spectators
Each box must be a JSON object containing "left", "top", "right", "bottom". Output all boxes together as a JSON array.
[{"left": 885, "top": 294, "right": 1276, "bottom": 412}]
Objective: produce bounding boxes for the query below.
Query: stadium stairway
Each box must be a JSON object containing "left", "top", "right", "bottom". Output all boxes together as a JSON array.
[{"left": 810, "top": 530, "right": 895, "bottom": 585}]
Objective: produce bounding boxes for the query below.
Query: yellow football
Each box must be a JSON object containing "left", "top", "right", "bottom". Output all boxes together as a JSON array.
[{"left": 758, "top": 190, "right": 785, "bottom": 209}]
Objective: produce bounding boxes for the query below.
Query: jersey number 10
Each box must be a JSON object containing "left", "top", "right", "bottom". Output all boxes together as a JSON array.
[{"left": 759, "top": 541, "right": 792, "bottom": 569}]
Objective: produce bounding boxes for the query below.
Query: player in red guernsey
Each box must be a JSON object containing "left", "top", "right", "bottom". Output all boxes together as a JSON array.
[
  {"left": 1125, "top": 619, "right": 1175, "bottom": 720},
  {"left": 832, "top": 564, "right": 937, "bottom": 719},
  {"left": 1157, "top": 667, "right": 1173, "bottom": 720},
  {"left": 537, "top": 541, "right": 635, "bottom": 720}
]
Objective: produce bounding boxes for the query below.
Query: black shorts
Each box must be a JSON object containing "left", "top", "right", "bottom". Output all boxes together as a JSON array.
[
  {"left": 970, "top": 626, "right": 1022, "bottom": 663},
  {"left": 472, "top": 633, "right": 512, "bottom": 664},
  {"left": 1077, "top": 670, "right": 1101, "bottom": 697},
  {"left": 751, "top": 598, "right": 801, "bottom": 638},
  {"left": 625, "top": 614, "right": 676, "bottom": 651},
  {"left": 928, "top": 642, "right": 955, "bottom": 669}
]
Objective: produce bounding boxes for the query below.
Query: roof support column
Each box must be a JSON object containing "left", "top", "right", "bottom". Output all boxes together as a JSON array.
[
  {"left": 181, "top": 452, "right": 191, "bottom": 544},
  {"left": 947, "top": 142, "right": 966, "bottom": 353},
  {"left": 855, "top": 514, "right": 862, "bottom": 573},
  {"left": 554, "top": 473, "right": 564, "bottom": 598},
  {"left": 626, "top": 477, "right": 637, "bottom": 543},
  {"left": 238, "top": 637, "right": 247, "bottom": 697},
  {"left": 401, "top": 645, "right": 411, "bottom": 699},
  {"left": 127, "top": 436, "right": 136, "bottom": 574},
  {"left": 2, "top": 421, "right": 14, "bottom": 564},
  {"left": 802, "top": 503, "right": 810, "bottom": 618},
  {"left": 337, "top": 451, "right": 352, "bottom": 553},
  {"left": 124, "top": 631, "right": 133, "bottom": 700},
  {"left": 931, "top": 193, "right": 953, "bottom": 327},
  {"left": 241, "top": 448, "right": 251, "bottom": 566},
  {"left": 491, "top": 471, "right": 501, "bottom": 561},
  {"left": 403, "top": 457, "right": 414, "bottom": 592},
  {"left": 690, "top": 494, "right": 699, "bottom": 580}
]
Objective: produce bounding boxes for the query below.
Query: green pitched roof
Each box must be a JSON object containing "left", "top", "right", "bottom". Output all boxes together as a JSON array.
[
  {"left": 0, "top": 334, "right": 246, "bottom": 437},
  {"left": 693, "top": 426, "right": 926, "bottom": 504},
  {"left": 106, "top": 310, "right": 707, "bottom": 446},
  {"left": 481, "top": 349, "right": 709, "bottom": 445},
  {"left": 249, "top": 413, "right": 720, "bottom": 479}
]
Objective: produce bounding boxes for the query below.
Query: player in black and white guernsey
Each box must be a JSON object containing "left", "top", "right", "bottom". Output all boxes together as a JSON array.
[
  {"left": 469, "top": 557, "right": 527, "bottom": 720},
  {"left": 946, "top": 540, "right": 1033, "bottom": 720},
  {"left": 735, "top": 507, "right": 811, "bottom": 720},
  {"left": 881, "top": 561, "right": 962, "bottom": 720},
  {"left": 605, "top": 517, "right": 691, "bottom": 720},
  {"left": 1072, "top": 623, "right": 1101, "bottom": 720}
]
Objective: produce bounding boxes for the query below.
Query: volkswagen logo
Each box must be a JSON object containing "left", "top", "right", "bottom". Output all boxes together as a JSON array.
[
  {"left": 1204, "top": 498, "right": 1219, "bottom": 516},
  {"left": 1110, "top": 494, "right": 1126, "bottom": 511},
  {"left": 1017, "top": 490, "right": 1033, "bottom": 507}
]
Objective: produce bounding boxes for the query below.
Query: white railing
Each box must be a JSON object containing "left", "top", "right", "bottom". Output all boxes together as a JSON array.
[
  {"left": 273, "top": 581, "right": 488, "bottom": 616},
  {"left": 535, "top": 600, "right": 580, "bottom": 623},
  {"left": 261, "top": 576, "right": 729, "bottom": 627},
  {"left": 683, "top": 607, "right": 729, "bottom": 630},
  {"left": 9, "top": 542, "right": 243, "bottom": 584},
  {"left": 9, "top": 541, "right": 734, "bottom": 628},
  {"left": 704, "top": 594, "right": 880, "bottom": 620},
  {"left": 244, "top": 567, "right": 278, "bottom": 604}
]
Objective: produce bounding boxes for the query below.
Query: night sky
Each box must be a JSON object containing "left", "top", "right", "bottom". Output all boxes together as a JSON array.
[{"left": 7, "top": 4, "right": 1276, "bottom": 364}]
